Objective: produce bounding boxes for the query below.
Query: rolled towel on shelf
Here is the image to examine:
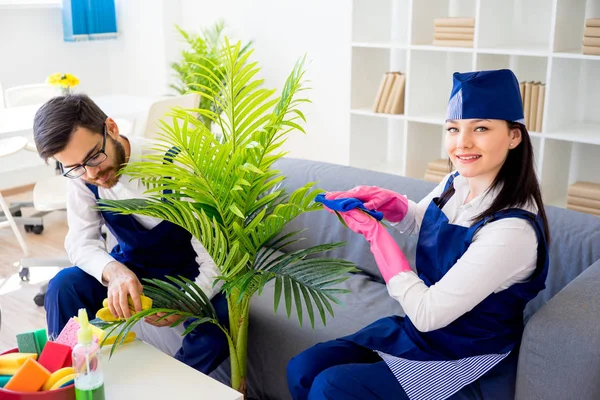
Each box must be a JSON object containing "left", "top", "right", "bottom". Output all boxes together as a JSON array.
[
  {"left": 434, "top": 32, "right": 474, "bottom": 41},
  {"left": 435, "top": 26, "right": 474, "bottom": 34},
  {"left": 582, "top": 45, "right": 600, "bottom": 55},
  {"left": 584, "top": 26, "right": 600, "bottom": 37},
  {"left": 567, "top": 181, "right": 600, "bottom": 200},
  {"left": 585, "top": 18, "right": 600, "bottom": 27},
  {"left": 582, "top": 36, "right": 600, "bottom": 46},
  {"left": 567, "top": 195, "right": 600, "bottom": 209},
  {"left": 434, "top": 17, "right": 475, "bottom": 27}
]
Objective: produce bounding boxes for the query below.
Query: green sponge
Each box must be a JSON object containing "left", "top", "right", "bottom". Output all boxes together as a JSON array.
[
  {"left": 16, "top": 332, "right": 38, "bottom": 354},
  {"left": 0, "top": 375, "right": 12, "bottom": 388},
  {"left": 33, "top": 329, "right": 48, "bottom": 354}
]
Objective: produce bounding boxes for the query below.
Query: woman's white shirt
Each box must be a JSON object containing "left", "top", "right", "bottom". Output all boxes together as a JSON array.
[{"left": 387, "top": 173, "right": 539, "bottom": 332}]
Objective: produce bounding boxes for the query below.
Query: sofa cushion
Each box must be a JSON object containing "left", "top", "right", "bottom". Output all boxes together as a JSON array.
[
  {"left": 524, "top": 206, "right": 600, "bottom": 321},
  {"left": 517, "top": 258, "right": 600, "bottom": 400}
]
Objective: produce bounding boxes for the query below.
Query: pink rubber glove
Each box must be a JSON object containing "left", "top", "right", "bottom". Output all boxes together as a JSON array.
[
  {"left": 324, "top": 206, "right": 411, "bottom": 282},
  {"left": 325, "top": 186, "right": 409, "bottom": 223}
]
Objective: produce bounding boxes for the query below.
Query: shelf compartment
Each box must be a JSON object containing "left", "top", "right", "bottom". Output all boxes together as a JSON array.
[
  {"left": 411, "top": 0, "right": 477, "bottom": 46},
  {"left": 405, "top": 121, "right": 445, "bottom": 180},
  {"left": 540, "top": 139, "right": 571, "bottom": 207},
  {"left": 349, "top": 115, "right": 405, "bottom": 176},
  {"left": 476, "top": 53, "right": 548, "bottom": 82},
  {"left": 553, "top": 0, "right": 600, "bottom": 53},
  {"left": 352, "top": 0, "right": 410, "bottom": 45},
  {"left": 350, "top": 47, "right": 407, "bottom": 110},
  {"left": 406, "top": 49, "right": 472, "bottom": 119},
  {"left": 545, "top": 57, "right": 600, "bottom": 142},
  {"left": 478, "top": 0, "right": 553, "bottom": 51},
  {"left": 541, "top": 138, "right": 600, "bottom": 207}
]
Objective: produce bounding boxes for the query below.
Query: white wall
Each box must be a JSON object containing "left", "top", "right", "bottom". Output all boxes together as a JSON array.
[
  {"left": 0, "top": 0, "right": 352, "bottom": 190},
  {"left": 0, "top": 1, "right": 181, "bottom": 99},
  {"left": 107, "top": 0, "right": 183, "bottom": 98},
  {"left": 178, "top": 0, "right": 352, "bottom": 165},
  {"left": 0, "top": 7, "right": 114, "bottom": 95},
  {"left": 0, "top": 1, "right": 179, "bottom": 190}
]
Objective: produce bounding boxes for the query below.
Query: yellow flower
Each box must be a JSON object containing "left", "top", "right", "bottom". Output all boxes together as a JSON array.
[{"left": 46, "top": 72, "right": 80, "bottom": 88}]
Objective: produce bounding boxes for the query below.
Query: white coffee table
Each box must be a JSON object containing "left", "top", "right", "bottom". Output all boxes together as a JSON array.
[{"left": 102, "top": 339, "right": 243, "bottom": 400}]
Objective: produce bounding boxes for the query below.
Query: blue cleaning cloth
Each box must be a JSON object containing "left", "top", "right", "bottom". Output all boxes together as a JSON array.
[
  {"left": 315, "top": 193, "right": 383, "bottom": 221},
  {"left": 446, "top": 69, "right": 525, "bottom": 125}
]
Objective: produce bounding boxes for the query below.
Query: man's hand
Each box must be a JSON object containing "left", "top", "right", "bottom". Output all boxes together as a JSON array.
[
  {"left": 144, "top": 313, "right": 184, "bottom": 328},
  {"left": 102, "top": 261, "right": 143, "bottom": 319}
]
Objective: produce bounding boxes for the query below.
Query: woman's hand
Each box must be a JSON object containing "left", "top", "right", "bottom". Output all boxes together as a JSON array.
[
  {"left": 325, "top": 186, "right": 409, "bottom": 223},
  {"left": 334, "top": 208, "right": 411, "bottom": 282}
]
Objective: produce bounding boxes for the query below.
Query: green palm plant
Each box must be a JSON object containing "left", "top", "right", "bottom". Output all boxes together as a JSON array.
[
  {"left": 170, "top": 20, "right": 252, "bottom": 130},
  {"left": 98, "top": 38, "right": 357, "bottom": 394}
]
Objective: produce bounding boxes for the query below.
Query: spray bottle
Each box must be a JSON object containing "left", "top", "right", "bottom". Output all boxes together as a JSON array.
[{"left": 72, "top": 308, "right": 106, "bottom": 400}]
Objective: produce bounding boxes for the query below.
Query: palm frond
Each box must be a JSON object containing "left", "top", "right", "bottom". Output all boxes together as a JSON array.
[{"left": 99, "top": 38, "right": 359, "bottom": 377}]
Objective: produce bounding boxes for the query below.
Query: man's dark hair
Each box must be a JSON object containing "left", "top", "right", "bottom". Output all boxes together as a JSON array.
[{"left": 33, "top": 94, "right": 107, "bottom": 162}]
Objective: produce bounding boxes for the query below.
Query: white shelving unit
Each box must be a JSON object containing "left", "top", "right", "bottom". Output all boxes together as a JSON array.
[{"left": 350, "top": 0, "right": 600, "bottom": 208}]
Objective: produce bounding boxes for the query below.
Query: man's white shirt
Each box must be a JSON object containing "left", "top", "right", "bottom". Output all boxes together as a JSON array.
[{"left": 64, "top": 136, "right": 220, "bottom": 300}]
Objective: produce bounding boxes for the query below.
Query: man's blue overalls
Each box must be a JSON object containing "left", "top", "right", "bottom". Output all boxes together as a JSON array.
[{"left": 45, "top": 183, "right": 229, "bottom": 374}]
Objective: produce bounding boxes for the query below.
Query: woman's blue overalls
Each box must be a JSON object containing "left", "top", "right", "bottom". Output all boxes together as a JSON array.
[{"left": 288, "top": 173, "right": 549, "bottom": 399}]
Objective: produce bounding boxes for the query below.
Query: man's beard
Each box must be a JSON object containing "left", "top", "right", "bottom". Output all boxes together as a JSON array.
[{"left": 88, "top": 138, "right": 126, "bottom": 188}]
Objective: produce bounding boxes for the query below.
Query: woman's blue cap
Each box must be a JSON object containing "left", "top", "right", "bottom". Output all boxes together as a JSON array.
[{"left": 446, "top": 69, "right": 525, "bottom": 125}]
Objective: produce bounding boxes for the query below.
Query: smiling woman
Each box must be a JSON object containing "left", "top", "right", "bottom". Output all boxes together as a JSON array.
[
  {"left": 288, "top": 69, "right": 551, "bottom": 400},
  {"left": 444, "top": 118, "right": 522, "bottom": 202}
]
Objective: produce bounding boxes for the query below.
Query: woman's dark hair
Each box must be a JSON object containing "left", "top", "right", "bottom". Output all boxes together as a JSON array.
[
  {"left": 441, "top": 121, "right": 550, "bottom": 243},
  {"left": 33, "top": 94, "right": 107, "bottom": 162}
]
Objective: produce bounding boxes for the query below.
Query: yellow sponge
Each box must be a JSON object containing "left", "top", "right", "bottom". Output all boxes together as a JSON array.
[
  {"left": 102, "top": 331, "right": 136, "bottom": 347},
  {"left": 101, "top": 295, "right": 152, "bottom": 311},
  {"left": 0, "top": 352, "right": 38, "bottom": 375},
  {"left": 96, "top": 295, "right": 153, "bottom": 322},
  {"left": 96, "top": 307, "right": 122, "bottom": 322},
  {"left": 42, "top": 367, "right": 75, "bottom": 391},
  {"left": 130, "top": 295, "right": 153, "bottom": 310},
  {"left": 49, "top": 373, "right": 76, "bottom": 390}
]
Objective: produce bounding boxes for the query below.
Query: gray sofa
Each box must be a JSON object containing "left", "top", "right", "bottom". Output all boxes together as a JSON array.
[{"left": 211, "top": 158, "right": 600, "bottom": 400}]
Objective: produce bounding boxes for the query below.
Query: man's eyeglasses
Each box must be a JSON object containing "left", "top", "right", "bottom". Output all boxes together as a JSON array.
[{"left": 60, "top": 124, "right": 108, "bottom": 179}]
